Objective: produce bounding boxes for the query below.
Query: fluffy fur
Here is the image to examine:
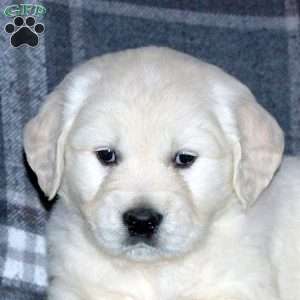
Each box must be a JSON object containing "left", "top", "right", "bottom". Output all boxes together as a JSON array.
[{"left": 24, "top": 47, "right": 300, "bottom": 300}]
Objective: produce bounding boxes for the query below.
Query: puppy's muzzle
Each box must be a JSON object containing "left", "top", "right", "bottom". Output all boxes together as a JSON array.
[{"left": 122, "top": 207, "right": 163, "bottom": 245}]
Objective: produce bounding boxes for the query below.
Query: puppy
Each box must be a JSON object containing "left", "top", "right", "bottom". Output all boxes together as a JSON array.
[{"left": 24, "top": 47, "right": 300, "bottom": 300}]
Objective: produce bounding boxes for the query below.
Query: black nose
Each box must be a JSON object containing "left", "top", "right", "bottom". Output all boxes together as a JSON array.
[{"left": 122, "top": 207, "right": 163, "bottom": 239}]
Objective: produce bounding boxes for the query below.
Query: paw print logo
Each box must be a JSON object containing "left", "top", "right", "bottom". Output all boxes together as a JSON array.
[{"left": 5, "top": 16, "right": 45, "bottom": 47}]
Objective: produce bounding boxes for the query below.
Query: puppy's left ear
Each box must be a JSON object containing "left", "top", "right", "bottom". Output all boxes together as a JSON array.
[{"left": 232, "top": 99, "right": 284, "bottom": 208}]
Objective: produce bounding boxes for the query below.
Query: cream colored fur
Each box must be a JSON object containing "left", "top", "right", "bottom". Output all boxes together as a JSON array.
[{"left": 24, "top": 47, "right": 300, "bottom": 300}]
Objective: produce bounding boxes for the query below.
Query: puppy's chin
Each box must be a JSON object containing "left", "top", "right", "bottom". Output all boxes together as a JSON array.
[
  {"left": 122, "top": 243, "right": 163, "bottom": 262},
  {"left": 95, "top": 237, "right": 178, "bottom": 262}
]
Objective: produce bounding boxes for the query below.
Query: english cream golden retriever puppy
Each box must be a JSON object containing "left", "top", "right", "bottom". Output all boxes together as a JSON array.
[{"left": 24, "top": 47, "right": 300, "bottom": 300}]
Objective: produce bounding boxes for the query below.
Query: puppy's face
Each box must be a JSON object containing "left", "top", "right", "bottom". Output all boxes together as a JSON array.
[
  {"left": 63, "top": 81, "right": 234, "bottom": 261},
  {"left": 24, "top": 47, "right": 283, "bottom": 263}
]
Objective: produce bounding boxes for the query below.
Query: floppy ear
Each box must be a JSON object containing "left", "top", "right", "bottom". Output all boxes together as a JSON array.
[
  {"left": 23, "top": 89, "right": 66, "bottom": 200},
  {"left": 232, "top": 100, "right": 284, "bottom": 208}
]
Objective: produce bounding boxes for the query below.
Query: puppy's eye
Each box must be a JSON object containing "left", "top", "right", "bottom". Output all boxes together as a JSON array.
[
  {"left": 96, "top": 148, "right": 117, "bottom": 165},
  {"left": 174, "top": 151, "right": 197, "bottom": 168}
]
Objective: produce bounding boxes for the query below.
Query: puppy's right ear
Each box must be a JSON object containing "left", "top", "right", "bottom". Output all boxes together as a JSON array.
[
  {"left": 24, "top": 89, "right": 66, "bottom": 200},
  {"left": 232, "top": 99, "right": 284, "bottom": 209}
]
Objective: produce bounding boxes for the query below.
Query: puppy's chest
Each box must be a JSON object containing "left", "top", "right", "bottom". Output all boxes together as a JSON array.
[
  {"left": 50, "top": 236, "right": 232, "bottom": 300},
  {"left": 84, "top": 260, "right": 222, "bottom": 300},
  {"left": 58, "top": 251, "right": 204, "bottom": 300},
  {"left": 51, "top": 236, "right": 239, "bottom": 300}
]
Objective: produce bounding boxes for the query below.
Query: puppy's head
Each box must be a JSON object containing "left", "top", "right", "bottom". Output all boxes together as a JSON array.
[{"left": 24, "top": 47, "right": 284, "bottom": 261}]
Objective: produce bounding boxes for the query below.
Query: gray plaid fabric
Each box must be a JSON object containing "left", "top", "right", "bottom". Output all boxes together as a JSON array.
[{"left": 0, "top": 0, "right": 299, "bottom": 299}]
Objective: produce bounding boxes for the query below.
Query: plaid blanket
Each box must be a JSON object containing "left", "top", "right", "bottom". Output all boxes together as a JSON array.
[{"left": 0, "top": 0, "right": 299, "bottom": 299}]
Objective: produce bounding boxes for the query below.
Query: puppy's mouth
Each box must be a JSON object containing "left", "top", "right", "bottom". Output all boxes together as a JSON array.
[{"left": 127, "top": 234, "right": 158, "bottom": 247}]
